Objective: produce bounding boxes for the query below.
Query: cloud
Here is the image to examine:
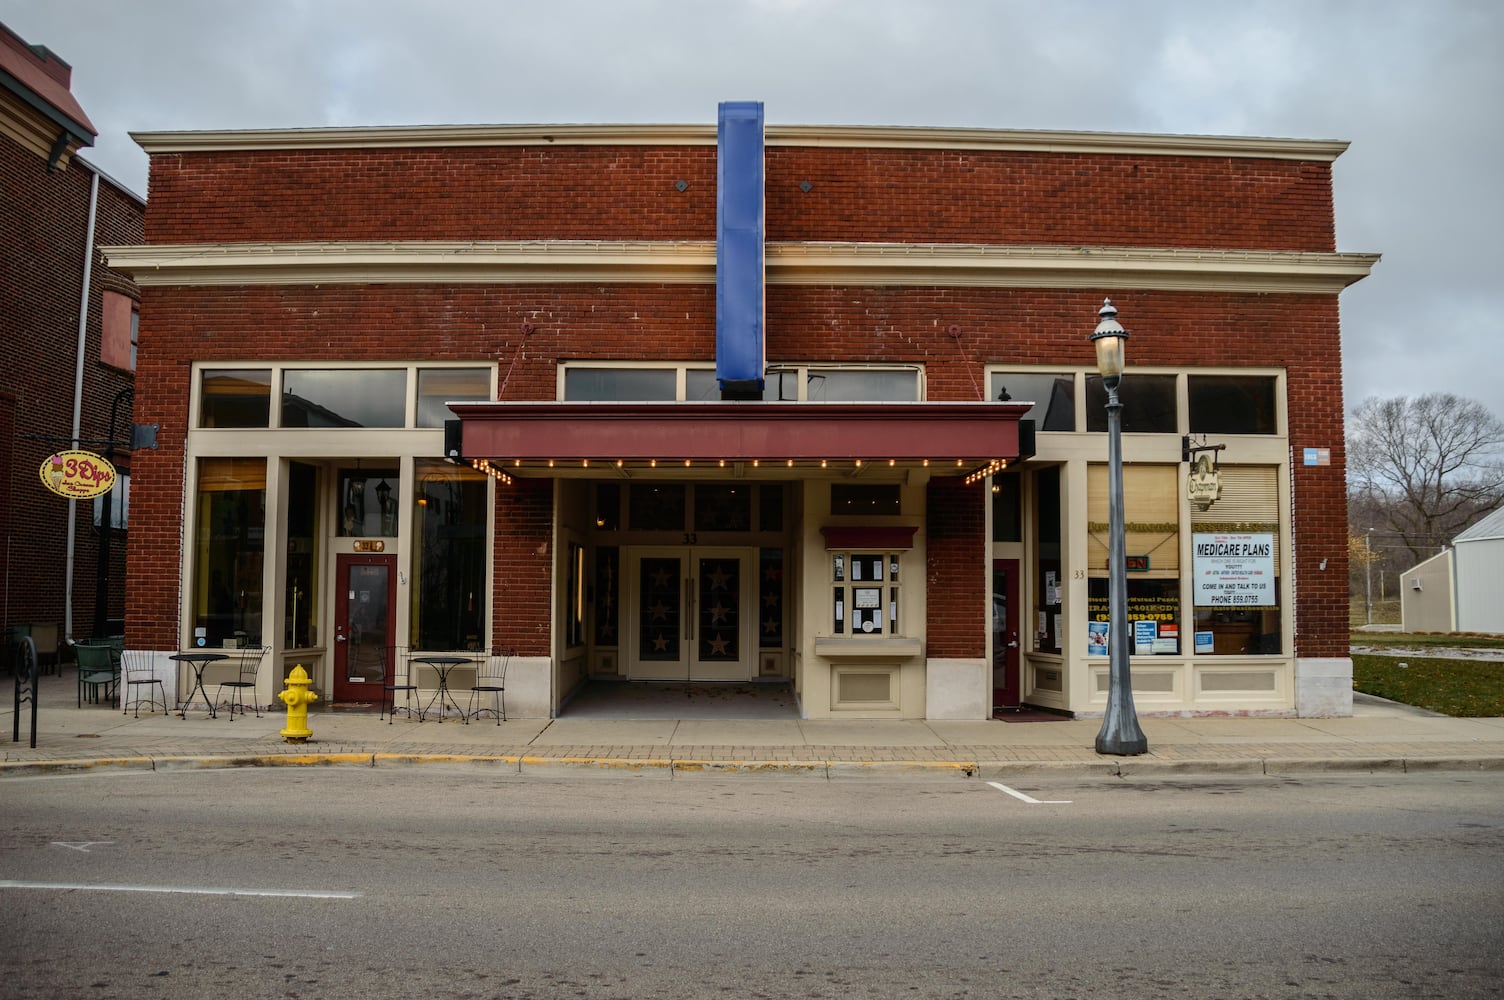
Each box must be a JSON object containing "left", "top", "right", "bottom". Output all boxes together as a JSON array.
[{"left": 2, "top": 0, "right": 1496, "bottom": 414}]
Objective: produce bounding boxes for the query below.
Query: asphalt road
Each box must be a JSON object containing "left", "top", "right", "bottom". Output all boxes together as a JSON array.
[{"left": 2, "top": 769, "right": 1502, "bottom": 999}]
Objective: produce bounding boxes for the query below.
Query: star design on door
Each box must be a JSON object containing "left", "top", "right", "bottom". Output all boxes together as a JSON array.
[
  {"left": 708, "top": 633, "right": 729, "bottom": 656},
  {"left": 763, "top": 564, "right": 782, "bottom": 582},
  {"left": 651, "top": 567, "right": 673, "bottom": 589},
  {"left": 651, "top": 634, "right": 670, "bottom": 652},
  {"left": 709, "top": 601, "right": 730, "bottom": 624},
  {"left": 706, "top": 565, "right": 731, "bottom": 591},
  {"left": 763, "top": 615, "right": 780, "bottom": 634},
  {"left": 648, "top": 600, "right": 670, "bottom": 622},
  {"left": 763, "top": 591, "right": 780, "bottom": 608}
]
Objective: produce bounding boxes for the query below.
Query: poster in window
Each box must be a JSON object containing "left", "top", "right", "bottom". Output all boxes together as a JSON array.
[
  {"left": 854, "top": 587, "right": 881, "bottom": 609},
  {"left": 1193, "top": 533, "right": 1275, "bottom": 607},
  {"left": 1087, "top": 620, "right": 1109, "bottom": 655},
  {"left": 1134, "top": 619, "right": 1157, "bottom": 655}
]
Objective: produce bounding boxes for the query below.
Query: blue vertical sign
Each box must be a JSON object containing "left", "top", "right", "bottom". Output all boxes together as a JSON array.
[{"left": 716, "top": 101, "right": 765, "bottom": 399}]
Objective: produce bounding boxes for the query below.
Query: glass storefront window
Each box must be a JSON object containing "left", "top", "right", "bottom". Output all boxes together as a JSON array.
[
  {"left": 199, "top": 369, "right": 271, "bottom": 428},
  {"left": 282, "top": 369, "right": 407, "bottom": 427},
  {"left": 416, "top": 368, "right": 491, "bottom": 428},
  {"left": 1087, "top": 577, "right": 1182, "bottom": 654},
  {"left": 284, "top": 462, "right": 319, "bottom": 648},
  {"left": 1086, "top": 374, "right": 1177, "bottom": 433},
  {"left": 564, "top": 367, "right": 677, "bottom": 401},
  {"left": 806, "top": 368, "right": 918, "bottom": 402},
  {"left": 991, "top": 473, "right": 1021, "bottom": 543},
  {"left": 759, "top": 548, "right": 784, "bottom": 648},
  {"left": 694, "top": 485, "right": 752, "bottom": 531},
  {"left": 1031, "top": 466, "right": 1062, "bottom": 653},
  {"left": 338, "top": 468, "right": 401, "bottom": 537},
  {"left": 1087, "top": 463, "right": 1181, "bottom": 653},
  {"left": 989, "top": 372, "right": 1076, "bottom": 431},
  {"left": 192, "top": 458, "right": 266, "bottom": 649},
  {"left": 685, "top": 368, "right": 719, "bottom": 400},
  {"left": 1188, "top": 375, "right": 1279, "bottom": 435},
  {"left": 629, "top": 484, "right": 686, "bottom": 531},
  {"left": 1191, "top": 466, "right": 1283, "bottom": 654},
  {"left": 411, "top": 461, "right": 487, "bottom": 651}
]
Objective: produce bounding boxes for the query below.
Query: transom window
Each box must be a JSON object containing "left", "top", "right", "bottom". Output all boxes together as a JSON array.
[
  {"left": 561, "top": 363, "right": 923, "bottom": 402},
  {"left": 195, "top": 365, "right": 493, "bottom": 429},
  {"left": 988, "top": 368, "right": 1283, "bottom": 437}
]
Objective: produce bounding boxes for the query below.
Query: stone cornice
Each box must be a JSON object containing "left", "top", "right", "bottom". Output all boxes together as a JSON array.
[
  {"left": 130, "top": 123, "right": 1348, "bottom": 162},
  {"left": 102, "top": 240, "right": 1379, "bottom": 294}
]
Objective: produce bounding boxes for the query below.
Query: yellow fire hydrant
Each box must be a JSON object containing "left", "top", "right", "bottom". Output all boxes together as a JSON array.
[{"left": 278, "top": 665, "right": 318, "bottom": 742}]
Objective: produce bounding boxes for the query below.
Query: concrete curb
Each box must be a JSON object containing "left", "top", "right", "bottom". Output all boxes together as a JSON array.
[{"left": 6, "top": 752, "right": 1504, "bottom": 779}]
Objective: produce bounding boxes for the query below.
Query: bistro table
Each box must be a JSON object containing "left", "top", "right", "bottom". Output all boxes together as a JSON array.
[
  {"left": 169, "top": 651, "right": 228, "bottom": 719},
  {"left": 413, "top": 655, "right": 472, "bottom": 723}
]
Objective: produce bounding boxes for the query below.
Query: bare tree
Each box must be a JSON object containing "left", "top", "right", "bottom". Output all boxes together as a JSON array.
[{"left": 1348, "top": 393, "right": 1504, "bottom": 564}]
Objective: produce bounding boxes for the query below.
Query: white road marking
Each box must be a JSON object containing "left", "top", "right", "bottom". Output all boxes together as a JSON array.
[
  {"left": 52, "top": 841, "right": 114, "bottom": 852},
  {"left": 0, "top": 880, "right": 359, "bottom": 899},
  {"left": 987, "top": 781, "right": 1072, "bottom": 805}
]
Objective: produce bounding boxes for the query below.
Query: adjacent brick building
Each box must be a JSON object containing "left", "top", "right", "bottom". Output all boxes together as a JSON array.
[
  {"left": 105, "top": 104, "right": 1376, "bottom": 721},
  {"left": 2, "top": 23, "right": 143, "bottom": 661}
]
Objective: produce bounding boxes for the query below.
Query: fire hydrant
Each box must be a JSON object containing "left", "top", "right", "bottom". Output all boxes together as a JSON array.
[{"left": 279, "top": 665, "right": 318, "bottom": 742}]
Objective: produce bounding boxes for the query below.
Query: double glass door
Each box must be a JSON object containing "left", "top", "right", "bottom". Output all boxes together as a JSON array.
[{"left": 627, "top": 547, "right": 754, "bottom": 681}]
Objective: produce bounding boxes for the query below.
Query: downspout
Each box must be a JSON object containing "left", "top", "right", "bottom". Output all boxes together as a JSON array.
[{"left": 64, "top": 169, "right": 101, "bottom": 641}]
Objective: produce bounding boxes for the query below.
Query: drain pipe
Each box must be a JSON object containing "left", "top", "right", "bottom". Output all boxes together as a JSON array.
[{"left": 64, "top": 169, "right": 101, "bottom": 641}]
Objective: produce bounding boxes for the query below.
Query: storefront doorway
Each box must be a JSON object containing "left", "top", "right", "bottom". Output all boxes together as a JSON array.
[
  {"left": 624, "top": 546, "right": 757, "bottom": 681},
  {"left": 992, "top": 558, "right": 1021, "bottom": 709},
  {"left": 332, "top": 553, "right": 396, "bottom": 702}
]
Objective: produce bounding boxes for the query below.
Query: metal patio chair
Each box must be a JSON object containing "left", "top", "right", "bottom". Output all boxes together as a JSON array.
[
  {"left": 121, "top": 648, "right": 168, "bottom": 718},
  {"left": 75, "top": 642, "right": 121, "bottom": 708},
  {"left": 381, "top": 645, "right": 418, "bottom": 723},
  {"left": 465, "top": 646, "right": 512, "bottom": 724},
  {"left": 215, "top": 644, "right": 270, "bottom": 720}
]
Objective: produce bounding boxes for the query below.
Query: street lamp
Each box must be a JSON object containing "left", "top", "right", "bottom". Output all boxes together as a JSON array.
[{"left": 1091, "top": 299, "right": 1148, "bottom": 756}]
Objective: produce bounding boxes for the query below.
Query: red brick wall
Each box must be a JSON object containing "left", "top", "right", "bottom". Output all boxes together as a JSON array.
[
  {"left": 926, "top": 477, "right": 986, "bottom": 657},
  {"left": 1, "top": 136, "right": 142, "bottom": 642},
  {"left": 144, "top": 145, "right": 1334, "bottom": 252},
  {"left": 494, "top": 477, "right": 553, "bottom": 656},
  {"left": 128, "top": 282, "right": 1348, "bottom": 658}
]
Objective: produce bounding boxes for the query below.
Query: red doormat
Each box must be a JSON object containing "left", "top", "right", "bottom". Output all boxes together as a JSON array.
[{"left": 994, "top": 708, "right": 1071, "bottom": 723}]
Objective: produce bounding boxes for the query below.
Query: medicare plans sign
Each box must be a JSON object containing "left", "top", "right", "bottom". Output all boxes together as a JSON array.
[{"left": 1193, "top": 533, "right": 1275, "bottom": 607}]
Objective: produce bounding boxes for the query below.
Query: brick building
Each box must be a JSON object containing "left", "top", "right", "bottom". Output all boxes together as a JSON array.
[
  {"left": 104, "top": 103, "right": 1377, "bottom": 721},
  {"left": 2, "top": 23, "right": 143, "bottom": 659}
]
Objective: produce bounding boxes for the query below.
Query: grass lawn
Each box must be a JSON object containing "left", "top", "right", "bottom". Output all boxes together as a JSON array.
[{"left": 1352, "top": 654, "right": 1504, "bottom": 717}]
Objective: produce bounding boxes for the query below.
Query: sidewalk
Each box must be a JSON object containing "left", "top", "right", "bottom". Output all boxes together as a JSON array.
[{"left": 5, "top": 670, "right": 1503, "bottom": 778}]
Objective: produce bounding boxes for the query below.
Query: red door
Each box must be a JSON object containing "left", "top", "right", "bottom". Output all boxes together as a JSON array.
[
  {"left": 992, "top": 559, "right": 1021, "bottom": 710},
  {"left": 333, "top": 554, "right": 396, "bottom": 703}
]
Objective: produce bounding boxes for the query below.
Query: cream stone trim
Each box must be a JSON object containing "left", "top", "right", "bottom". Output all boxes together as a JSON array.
[
  {"left": 130, "top": 122, "right": 1347, "bottom": 161},
  {"left": 104, "top": 240, "right": 1379, "bottom": 294}
]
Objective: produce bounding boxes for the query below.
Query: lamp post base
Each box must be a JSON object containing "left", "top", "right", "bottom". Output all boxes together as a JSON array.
[{"left": 1095, "top": 731, "right": 1149, "bottom": 756}]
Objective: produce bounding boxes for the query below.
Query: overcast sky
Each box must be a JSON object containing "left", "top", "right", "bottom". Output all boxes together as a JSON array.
[{"left": 4, "top": 0, "right": 1498, "bottom": 418}]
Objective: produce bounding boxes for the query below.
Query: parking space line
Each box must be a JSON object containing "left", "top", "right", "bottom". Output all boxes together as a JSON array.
[{"left": 987, "top": 781, "right": 1072, "bottom": 804}]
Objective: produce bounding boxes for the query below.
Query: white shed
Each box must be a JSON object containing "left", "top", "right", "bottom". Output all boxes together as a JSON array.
[
  {"left": 1403, "top": 507, "right": 1504, "bottom": 635},
  {"left": 1453, "top": 507, "right": 1504, "bottom": 634}
]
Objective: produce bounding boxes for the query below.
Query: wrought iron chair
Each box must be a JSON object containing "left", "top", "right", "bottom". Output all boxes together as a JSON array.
[
  {"left": 75, "top": 642, "right": 121, "bottom": 708},
  {"left": 215, "top": 644, "right": 270, "bottom": 720},
  {"left": 381, "top": 645, "right": 418, "bottom": 723},
  {"left": 465, "top": 647, "right": 512, "bottom": 724},
  {"left": 121, "top": 648, "right": 168, "bottom": 718}
]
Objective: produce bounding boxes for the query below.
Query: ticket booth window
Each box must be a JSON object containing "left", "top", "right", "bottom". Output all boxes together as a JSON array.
[{"left": 830, "top": 551, "right": 901, "bottom": 635}]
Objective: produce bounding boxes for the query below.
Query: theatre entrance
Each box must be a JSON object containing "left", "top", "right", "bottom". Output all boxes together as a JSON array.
[{"left": 624, "top": 547, "right": 758, "bottom": 681}]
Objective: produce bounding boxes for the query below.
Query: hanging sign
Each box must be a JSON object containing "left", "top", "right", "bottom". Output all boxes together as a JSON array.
[{"left": 39, "top": 450, "right": 117, "bottom": 500}]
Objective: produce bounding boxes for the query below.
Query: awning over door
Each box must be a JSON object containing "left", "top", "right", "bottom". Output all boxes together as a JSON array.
[{"left": 447, "top": 401, "right": 1034, "bottom": 479}]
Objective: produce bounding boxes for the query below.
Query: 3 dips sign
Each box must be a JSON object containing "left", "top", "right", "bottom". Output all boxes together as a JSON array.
[{"left": 38, "top": 450, "right": 117, "bottom": 500}]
